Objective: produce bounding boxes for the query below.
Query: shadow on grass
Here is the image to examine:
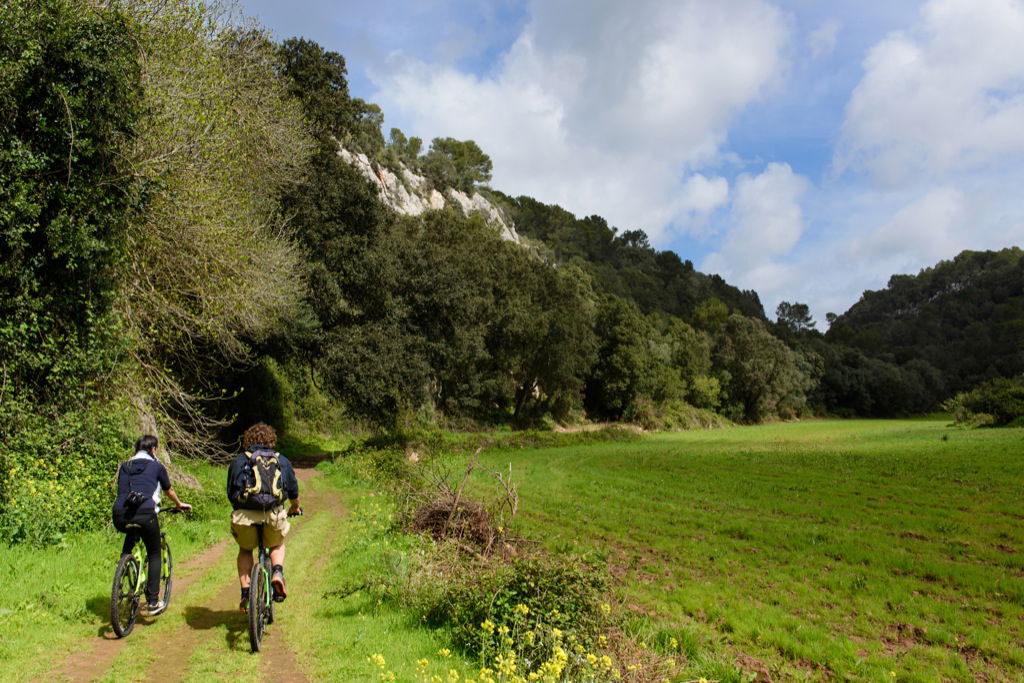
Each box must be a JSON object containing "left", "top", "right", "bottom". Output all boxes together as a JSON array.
[
  {"left": 86, "top": 593, "right": 157, "bottom": 638},
  {"left": 184, "top": 605, "right": 249, "bottom": 651}
]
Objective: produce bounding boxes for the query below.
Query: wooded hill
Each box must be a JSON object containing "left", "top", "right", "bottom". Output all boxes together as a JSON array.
[{"left": 1, "top": 0, "right": 1021, "bottom": 543}]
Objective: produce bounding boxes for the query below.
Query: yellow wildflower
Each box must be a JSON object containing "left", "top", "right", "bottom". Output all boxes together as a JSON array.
[
  {"left": 481, "top": 619, "right": 495, "bottom": 634},
  {"left": 369, "top": 653, "right": 386, "bottom": 669}
]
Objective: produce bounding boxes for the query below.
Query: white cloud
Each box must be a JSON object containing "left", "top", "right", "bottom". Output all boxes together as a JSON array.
[
  {"left": 370, "top": 0, "right": 789, "bottom": 243},
  {"left": 837, "top": 0, "right": 1024, "bottom": 187},
  {"left": 808, "top": 19, "right": 840, "bottom": 59},
  {"left": 846, "top": 186, "right": 966, "bottom": 264},
  {"left": 701, "top": 162, "right": 809, "bottom": 308},
  {"left": 674, "top": 173, "right": 730, "bottom": 235}
]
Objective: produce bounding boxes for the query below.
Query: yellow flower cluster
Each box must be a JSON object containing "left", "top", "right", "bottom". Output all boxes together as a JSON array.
[{"left": 374, "top": 603, "right": 689, "bottom": 682}]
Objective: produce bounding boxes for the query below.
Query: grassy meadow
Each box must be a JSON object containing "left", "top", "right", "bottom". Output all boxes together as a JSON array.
[{"left": 463, "top": 418, "right": 1024, "bottom": 681}]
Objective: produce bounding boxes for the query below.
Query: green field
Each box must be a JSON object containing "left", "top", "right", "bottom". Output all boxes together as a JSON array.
[{"left": 466, "top": 419, "right": 1024, "bottom": 681}]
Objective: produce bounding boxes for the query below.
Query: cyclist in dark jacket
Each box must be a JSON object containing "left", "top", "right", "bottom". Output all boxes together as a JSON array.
[
  {"left": 226, "top": 423, "right": 300, "bottom": 611},
  {"left": 113, "top": 435, "right": 191, "bottom": 616}
]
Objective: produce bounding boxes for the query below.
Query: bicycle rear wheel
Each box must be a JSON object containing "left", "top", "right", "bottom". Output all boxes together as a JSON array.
[
  {"left": 111, "top": 554, "right": 142, "bottom": 637},
  {"left": 160, "top": 536, "right": 173, "bottom": 606},
  {"left": 248, "top": 559, "right": 267, "bottom": 652}
]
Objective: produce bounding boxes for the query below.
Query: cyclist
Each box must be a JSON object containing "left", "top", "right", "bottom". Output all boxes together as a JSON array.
[
  {"left": 226, "top": 423, "right": 300, "bottom": 612},
  {"left": 112, "top": 434, "right": 192, "bottom": 616}
]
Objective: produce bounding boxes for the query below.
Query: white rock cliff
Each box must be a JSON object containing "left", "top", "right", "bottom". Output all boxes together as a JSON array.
[{"left": 337, "top": 147, "right": 520, "bottom": 243}]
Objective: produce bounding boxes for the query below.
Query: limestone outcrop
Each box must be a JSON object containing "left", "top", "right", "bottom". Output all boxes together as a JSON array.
[{"left": 337, "top": 147, "right": 520, "bottom": 243}]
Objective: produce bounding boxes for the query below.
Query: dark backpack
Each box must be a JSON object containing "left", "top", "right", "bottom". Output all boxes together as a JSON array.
[
  {"left": 112, "top": 460, "right": 150, "bottom": 532},
  {"left": 231, "top": 449, "right": 285, "bottom": 510}
]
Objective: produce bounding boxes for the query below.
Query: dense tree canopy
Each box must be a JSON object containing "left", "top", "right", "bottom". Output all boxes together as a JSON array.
[{"left": 827, "top": 248, "right": 1024, "bottom": 396}]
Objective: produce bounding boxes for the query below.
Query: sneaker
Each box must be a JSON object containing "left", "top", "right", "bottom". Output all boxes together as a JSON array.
[
  {"left": 271, "top": 569, "right": 287, "bottom": 602},
  {"left": 240, "top": 587, "right": 250, "bottom": 613},
  {"left": 143, "top": 600, "right": 166, "bottom": 616}
]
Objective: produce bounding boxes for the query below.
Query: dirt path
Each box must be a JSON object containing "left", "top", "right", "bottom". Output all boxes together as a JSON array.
[
  {"left": 52, "top": 457, "right": 343, "bottom": 683},
  {"left": 52, "top": 538, "right": 232, "bottom": 682}
]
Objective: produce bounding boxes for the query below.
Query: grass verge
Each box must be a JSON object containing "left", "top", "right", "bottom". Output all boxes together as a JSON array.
[{"left": 0, "top": 460, "right": 230, "bottom": 682}]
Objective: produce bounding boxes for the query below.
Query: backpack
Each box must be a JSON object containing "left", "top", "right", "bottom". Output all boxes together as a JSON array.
[
  {"left": 112, "top": 460, "right": 150, "bottom": 532},
  {"left": 231, "top": 449, "right": 285, "bottom": 510}
]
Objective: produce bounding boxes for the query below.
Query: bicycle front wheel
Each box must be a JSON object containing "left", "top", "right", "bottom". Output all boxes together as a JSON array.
[
  {"left": 160, "top": 536, "right": 173, "bottom": 606},
  {"left": 111, "top": 554, "right": 142, "bottom": 637},
  {"left": 248, "top": 559, "right": 267, "bottom": 652}
]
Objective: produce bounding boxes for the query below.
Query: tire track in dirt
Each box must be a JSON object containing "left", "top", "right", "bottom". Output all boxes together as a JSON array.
[
  {"left": 53, "top": 458, "right": 343, "bottom": 682},
  {"left": 146, "top": 462, "right": 340, "bottom": 682},
  {"left": 258, "top": 465, "right": 345, "bottom": 683},
  {"left": 51, "top": 538, "right": 231, "bottom": 682}
]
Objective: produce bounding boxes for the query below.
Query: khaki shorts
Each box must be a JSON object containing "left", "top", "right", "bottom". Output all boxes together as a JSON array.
[{"left": 230, "top": 507, "right": 290, "bottom": 550}]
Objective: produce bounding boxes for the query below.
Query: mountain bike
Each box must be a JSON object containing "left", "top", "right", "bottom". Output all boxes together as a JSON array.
[
  {"left": 248, "top": 508, "right": 303, "bottom": 652},
  {"left": 110, "top": 507, "right": 185, "bottom": 637}
]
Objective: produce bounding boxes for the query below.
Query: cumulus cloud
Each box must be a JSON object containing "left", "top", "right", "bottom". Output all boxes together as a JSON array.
[
  {"left": 370, "top": 0, "right": 789, "bottom": 243},
  {"left": 701, "top": 162, "right": 809, "bottom": 307},
  {"left": 808, "top": 19, "right": 840, "bottom": 59},
  {"left": 837, "top": 0, "right": 1024, "bottom": 187},
  {"left": 845, "top": 186, "right": 966, "bottom": 264}
]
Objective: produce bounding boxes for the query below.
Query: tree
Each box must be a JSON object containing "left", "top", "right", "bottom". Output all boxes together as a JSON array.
[
  {"left": 488, "top": 256, "right": 597, "bottom": 422},
  {"left": 776, "top": 301, "right": 816, "bottom": 333},
  {"left": 388, "top": 127, "right": 422, "bottom": 163},
  {"left": 585, "top": 295, "right": 660, "bottom": 419},
  {"left": 0, "top": 0, "right": 143, "bottom": 406},
  {"left": 420, "top": 137, "right": 492, "bottom": 193},
  {"left": 121, "top": 0, "right": 311, "bottom": 455},
  {"left": 714, "top": 314, "right": 816, "bottom": 422},
  {"left": 277, "top": 37, "right": 352, "bottom": 139}
]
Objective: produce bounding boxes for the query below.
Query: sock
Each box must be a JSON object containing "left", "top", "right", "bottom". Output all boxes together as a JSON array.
[
  {"left": 241, "top": 586, "right": 250, "bottom": 600},
  {"left": 272, "top": 564, "right": 284, "bottom": 575}
]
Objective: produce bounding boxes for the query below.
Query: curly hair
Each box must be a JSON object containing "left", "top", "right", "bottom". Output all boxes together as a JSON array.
[{"left": 242, "top": 422, "right": 277, "bottom": 449}]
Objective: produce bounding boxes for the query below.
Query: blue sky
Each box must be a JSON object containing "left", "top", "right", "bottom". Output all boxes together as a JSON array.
[{"left": 237, "top": 0, "right": 1024, "bottom": 323}]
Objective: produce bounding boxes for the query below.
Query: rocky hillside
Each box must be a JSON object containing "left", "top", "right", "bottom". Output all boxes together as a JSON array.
[{"left": 338, "top": 147, "right": 520, "bottom": 243}]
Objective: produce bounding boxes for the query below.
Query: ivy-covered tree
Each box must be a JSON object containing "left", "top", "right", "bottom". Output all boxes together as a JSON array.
[{"left": 0, "top": 0, "right": 143, "bottom": 405}]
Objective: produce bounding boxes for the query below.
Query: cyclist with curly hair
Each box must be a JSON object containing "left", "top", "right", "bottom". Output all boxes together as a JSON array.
[{"left": 226, "top": 423, "right": 300, "bottom": 612}]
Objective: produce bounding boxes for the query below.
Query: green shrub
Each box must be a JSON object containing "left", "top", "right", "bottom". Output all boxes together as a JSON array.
[
  {"left": 405, "top": 550, "right": 607, "bottom": 661},
  {"left": 944, "top": 377, "right": 1024, "bottom": 427},
  {"left": 0, "top": 398, "right": 133, "bottom": 545}
]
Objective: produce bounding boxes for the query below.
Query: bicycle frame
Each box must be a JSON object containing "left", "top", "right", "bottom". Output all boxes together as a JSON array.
[
  {"left": 255, "top": 525, "right": 272, "bottom": 610},
  {"left": 127, "top": 532, "right": 170, "bottom": 597},
  {"left": 112, "top": 507, "right": 181, "bottom": 638}
]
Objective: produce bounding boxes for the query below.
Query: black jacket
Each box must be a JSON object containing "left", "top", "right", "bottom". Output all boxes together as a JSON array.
[{"left": 114, "top": 452, "right": 171, "bottom": 515}]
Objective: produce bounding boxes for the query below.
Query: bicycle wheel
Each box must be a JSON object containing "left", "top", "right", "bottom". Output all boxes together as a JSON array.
[
  {"left": 160, "top": 536, "right": 173, "bottom": 606},
  {"left": 248, "top": 559, "right": 267, "bottom": 652},
  {"left": 111, "top": 554, "right": 142, "bottom": 637}
]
